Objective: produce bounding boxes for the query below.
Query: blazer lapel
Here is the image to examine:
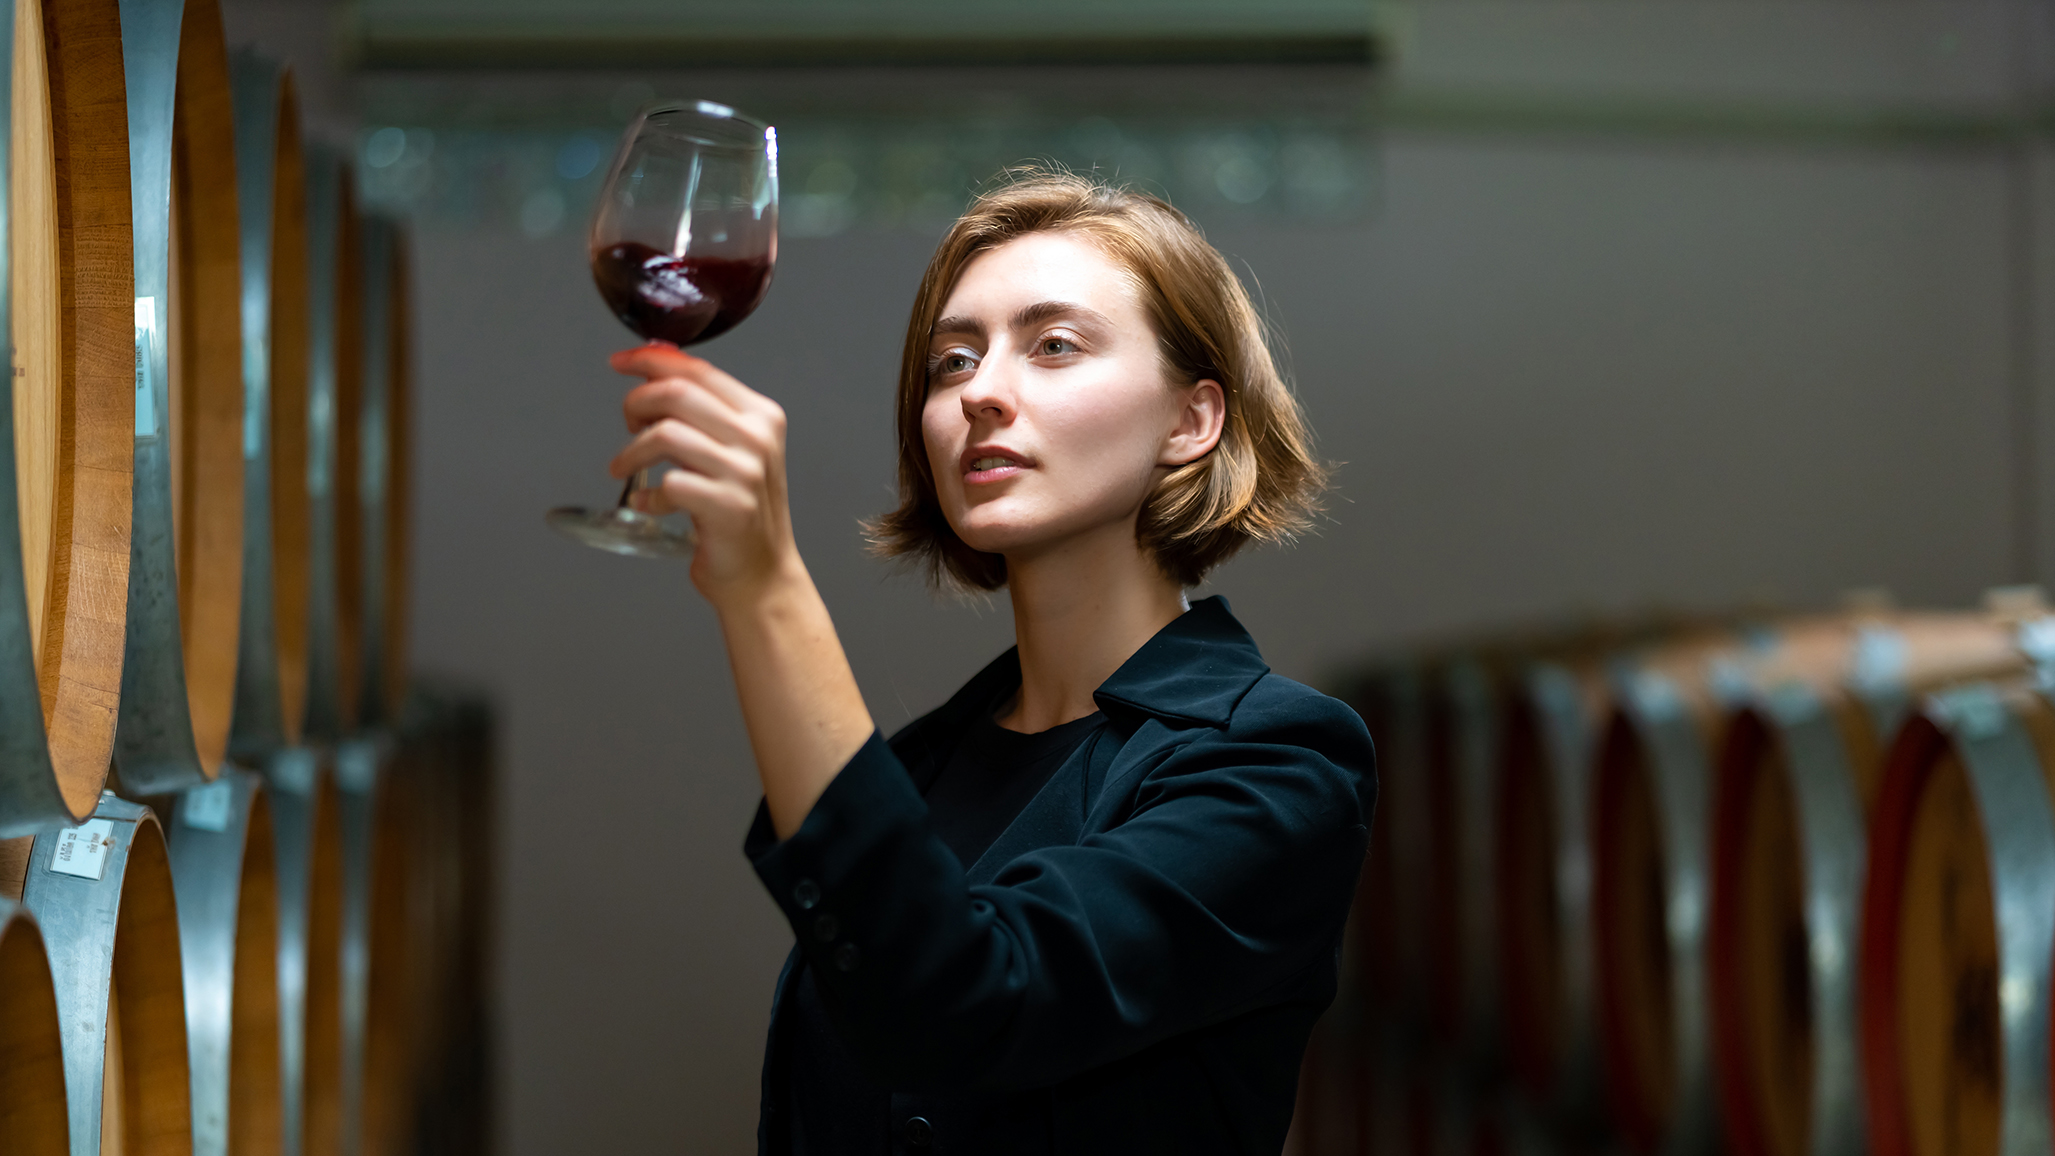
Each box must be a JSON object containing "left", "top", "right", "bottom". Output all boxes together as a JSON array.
[
  {"left": 963, "top": 727, "right": 1100, "bottom": 887},
  {"left": 938, "top": 596, "right": 1273, "bottom": 887}
]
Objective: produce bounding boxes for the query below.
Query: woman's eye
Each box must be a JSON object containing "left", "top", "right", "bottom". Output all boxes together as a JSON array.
[{"left": 928, "top": 350, "right": 978, "bottom": 379}]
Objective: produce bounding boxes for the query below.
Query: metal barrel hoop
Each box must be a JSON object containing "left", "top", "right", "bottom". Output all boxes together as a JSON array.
[
  {"left": 22, "top": 792, "right": 194, "bottom": 1155},
  {"left": 335, "top": 733, "right": 414, "bottom": 1156},
  {"left": 113, "top": 0, "right": 245, "bottom": 795},
  {"left": 1504, "top": 661, "right": 1611, "bottom": 1133},
  {"left": 167, "top": 768, "right": 282, "bottom": 1156},
  {"left": 355, "top": 215, "right": 392, "bottom": 729},
  {"left": 261, "top": 745, "right": 343, "bottom": 1156},
  {"left": 301, "top": 141, "right": 362, "bottom": 745},
  {"left": 226, "top": 49, "right": 309, "bottom": 762},
  {"left": 1938, "top": 686, "right": 2054, "bottom": 1154},
  {"left": 1709, "top": 678, "right": 1869, "bottom": 1156},
  {"left": 1858, "top": 682, "right": 2055, "bottom": 1156},
  {"left": 1595, "top": 664, "right": 1721, "bottom": 1156}
]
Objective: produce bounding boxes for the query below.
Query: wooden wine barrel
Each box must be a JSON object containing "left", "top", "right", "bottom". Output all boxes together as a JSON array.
[
  {"left": 390, "top": 686, "right": 494, "bottom": 1156},
  {"left": 21, "top": 794, "right": 193, "bottom": 1155},
  {"left": 302, "top": 143, "right": 361, "bottom": 743},
  {"left": 1709, "top": 611, "right": 2031, "bottom": 1156},
  {"left": 1497, "top": 656, "right": 1610, "bottom": 1129},
  {"left": 1345, "top": 665, "right": 1432, "bottom": 1039},
  {"left": 356, "top": 215, "right": 410, "bottom": 727},
  {"left": 0, "top": 0, "right": 140, "bottom": 834},
  {"left": 166, "top": 770, "right": 281, "bottom": 1156},
  {"left": 1288, "top": 1005, "right": 1367, "bottom": 1156},
  {"left": 360, "top": 738, "right": 431, "bottom": 1156},
  {"left": 1859, "top": 679, "right": 2055, "bottom": 1156},
  {"left": 225, "top": 50, "right": 307, "bottom": 761},
  {"left": 336, "top": 735, "right": 433, "bottom": 1156},
  {"left": 1429, "top": 1074, "right": 1564, "bottom": 1156},
  {"left": 263, "top": 748, "right": 344, "bottom": 1156},
  {"left": 111, "top": 0, "right": 244, "bottom": 793},
  {"left": 1591, "top": 631, "right": 1750, "bottom": 1156},
  {"left": 1355, "top": 1038, "right": 1433, "bottom": 1156},
  {"left": 0, "top": 896, "right": 71, "bottom": 1156},
  {"left": 335, "top": 740, "right": 377, "bottom": 1156},
  {"left": 1423, "top": 658, "right": 1504, "bottom": 1069}
]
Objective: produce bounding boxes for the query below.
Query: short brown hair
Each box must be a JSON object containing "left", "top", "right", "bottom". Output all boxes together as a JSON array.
[{"left": 868, "top": 169, "right": 1327, "bottom": 590}]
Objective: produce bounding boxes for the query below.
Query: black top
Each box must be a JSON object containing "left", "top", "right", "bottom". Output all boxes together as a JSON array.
[
  {"left": 782, "top": 703, "right": 1106, "bottom": 1152},
  {"left": 926, "top": 706, "right": 1107, "bottom": 870},
  {"left": 745, "top": 596, "right": 1377, "bottom": 1155}
]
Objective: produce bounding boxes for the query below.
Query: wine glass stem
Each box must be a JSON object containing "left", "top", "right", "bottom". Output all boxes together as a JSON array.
[{"left": 616, "top": 466, "right": 661, "bottom": 510}]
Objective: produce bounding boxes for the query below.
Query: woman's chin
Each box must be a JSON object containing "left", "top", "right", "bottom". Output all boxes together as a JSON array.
[{"left": 952, "top": 512, "right": 1050, "bottom": 558}]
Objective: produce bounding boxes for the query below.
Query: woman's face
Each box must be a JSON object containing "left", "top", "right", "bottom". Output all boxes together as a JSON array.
[{"left": 921, "top": 231, "right": 1222, "bottom": 563}]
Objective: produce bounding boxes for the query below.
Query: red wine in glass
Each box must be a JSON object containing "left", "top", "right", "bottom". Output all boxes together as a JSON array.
[
  {"left": 591, "top": 242, "right": 774, "bottom": 347},
  {"left": 546, "top": 100, "right": 779, "bottom": 558}
]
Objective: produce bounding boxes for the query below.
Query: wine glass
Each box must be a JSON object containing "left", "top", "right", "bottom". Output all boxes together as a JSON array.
[{"left": 547, "top": 100, "right": 780, "bottom": 557}]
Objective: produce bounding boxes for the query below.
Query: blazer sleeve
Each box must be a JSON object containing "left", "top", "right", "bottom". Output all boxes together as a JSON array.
[{"left": 743, "top": 678, "right": 1376, "bottom": 1092}]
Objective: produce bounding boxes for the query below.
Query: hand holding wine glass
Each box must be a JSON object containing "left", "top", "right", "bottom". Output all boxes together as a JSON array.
[
  {"left": 606, "top": 344, "right": 800, "bottom": 601},
  {"left": 547, "top": 100, "right": 779, "bottom": 558}
]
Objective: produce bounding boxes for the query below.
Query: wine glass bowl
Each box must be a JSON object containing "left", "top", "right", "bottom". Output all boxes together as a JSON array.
[{"left": 547, "top": 100, "right": 779, "bottom": 557}]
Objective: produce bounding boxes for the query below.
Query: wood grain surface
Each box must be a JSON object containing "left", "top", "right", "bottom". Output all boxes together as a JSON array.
[
  {"left": 12, "top": 0, "right": 57, "bottom": 668},
  {"left": 269, "top": 79, "right": 309, "bottom": 745},
  {"left": 0, "top": 904, "right": 68, "bottom": 1155},
  {"left": 380, "top": 227, "right": 409, "bottom": 718},
  {"left": 167, "top": 0, "right": 243, "bottom": 775},
  {"left": 110, "top": 817, "right": 194, "bottom": 1156},
  {"left": 330, "top": 171, "right": 362, "bottom": 732},
  {"left": 12, "top": 0, "right": 137, "bottom": 819},
  {"left": 230, "top": 795, "right": 283, "bottom": 1156}
]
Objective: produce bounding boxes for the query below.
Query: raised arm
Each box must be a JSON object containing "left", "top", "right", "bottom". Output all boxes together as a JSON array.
[{"left": 608, "top": 343, "right": 875, "bottom": 838}]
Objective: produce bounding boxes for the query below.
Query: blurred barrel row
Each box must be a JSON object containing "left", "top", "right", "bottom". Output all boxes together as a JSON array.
[
  {"left": 0, "top": 2, "right": 497, "bottom": 1156},
  {"left": 1294, "top": 590, "right": 2055, "bottom": 1156}
]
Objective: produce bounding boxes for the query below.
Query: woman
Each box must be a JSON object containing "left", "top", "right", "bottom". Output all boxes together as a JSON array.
[{"left": 606, "top": 171, "right": 1376, "bottom": 1153}]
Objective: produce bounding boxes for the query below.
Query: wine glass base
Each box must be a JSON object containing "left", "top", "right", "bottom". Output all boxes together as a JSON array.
[{"left": 545, "top": 506, "right": 695, "bottom": 558}]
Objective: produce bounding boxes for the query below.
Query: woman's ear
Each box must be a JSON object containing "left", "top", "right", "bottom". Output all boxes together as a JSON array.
[{"left": 1162, "top": 378, "right": 1227, "bottom": 467}]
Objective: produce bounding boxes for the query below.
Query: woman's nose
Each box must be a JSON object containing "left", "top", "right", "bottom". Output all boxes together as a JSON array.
[{"left": 958, "top": 355, "right": 1018, "bottom": 422}]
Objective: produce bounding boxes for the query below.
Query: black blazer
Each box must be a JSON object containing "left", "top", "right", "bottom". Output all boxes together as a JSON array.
[{"left": 744, "top": 596, "right": 1377, "bottom": 1154}]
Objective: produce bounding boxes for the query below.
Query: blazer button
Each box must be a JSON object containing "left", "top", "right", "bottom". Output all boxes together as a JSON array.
[
  {"left": 905, "top": 1116, "right": 932, "bottom": 1148},
  {"left": 813, "top": 914, "right": 838, "bottom": 942},
  {"left": 793, "top": 879, "right": 820, "bottom": 910},
  {"left": 834, "top": 942, "right": 861, "bottom": 972}
]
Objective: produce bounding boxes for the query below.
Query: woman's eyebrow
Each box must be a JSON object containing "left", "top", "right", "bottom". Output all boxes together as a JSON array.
[
  {"left": 931, "top": 315, "right": 985, "bottom": 341},
  {"left": 1012, "top": 300, "right": 1110, "bottom": 330}
]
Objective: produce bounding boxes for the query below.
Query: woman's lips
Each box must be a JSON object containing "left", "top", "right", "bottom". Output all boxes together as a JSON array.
[
  {"left": 961, "top": 447, "right": 1030, "bottom": 484},
  {"left": 964, "top": 457, "right": 1027, "bottom": 484}
]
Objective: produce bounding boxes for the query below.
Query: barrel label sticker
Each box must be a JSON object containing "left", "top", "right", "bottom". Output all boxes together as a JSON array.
[
  {"left": 134, "top": 297, "right": 159, "bottom": 440},
  {"left": 182, "top": 781, "right": 235, "bottom": 832},
  {"left": 48, "top": 820, "right": 117, "bottom": 881}
]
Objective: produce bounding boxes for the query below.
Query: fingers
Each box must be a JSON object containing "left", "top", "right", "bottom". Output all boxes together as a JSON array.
[
  {"left": 623, "top": 376, "right": 750, "bottom": 441},
  {"left": 614, "top": 349, "right": 787, "bottom": 451},
  {"left": 624, "top": 433, "right": 772, "bottom": 526},
  {"left": 609, "top": 416, "right": 767, "bottom": 488},
  {"left": 636, "top": 463, "right": 735, "bottom": 520},
  {"left": 610, "top": 345, "right": 765, "bottom": 412}
]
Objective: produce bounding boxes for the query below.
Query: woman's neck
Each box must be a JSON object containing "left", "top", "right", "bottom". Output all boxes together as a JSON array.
[{"left": 997, "top": 521, "right": 1188, "bottom": 733}]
